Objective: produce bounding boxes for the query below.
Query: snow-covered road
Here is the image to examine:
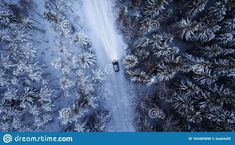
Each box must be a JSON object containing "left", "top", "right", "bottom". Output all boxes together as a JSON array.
[{"left": 83, "top": 0, "right": 135, "bottom": 132}]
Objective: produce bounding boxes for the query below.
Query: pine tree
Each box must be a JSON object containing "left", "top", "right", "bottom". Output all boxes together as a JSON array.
[
  {"left": 0, "top": 1, "right": 56, "bottom": 131},
  {"left": 118, "top": 0, "right": 235, "bottom": 131}
]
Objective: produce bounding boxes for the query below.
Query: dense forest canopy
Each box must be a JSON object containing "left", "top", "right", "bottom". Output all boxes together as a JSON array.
[
  {"left": 0, "top": 0, "right": 234, "bottom": 132},
  {"left": 118, "top": 0, "right": 235, "bottom": 131}
]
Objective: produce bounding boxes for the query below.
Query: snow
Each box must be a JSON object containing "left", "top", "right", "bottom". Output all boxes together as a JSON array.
[
  {"left": 83, "top": 0, "right": 125, "bottom": 61},
  {"left": 0, "top": 0, "right": 136, "bottom": 132},
  {"left": 83, "top": 0, "right": 135, "bottom": 132}
]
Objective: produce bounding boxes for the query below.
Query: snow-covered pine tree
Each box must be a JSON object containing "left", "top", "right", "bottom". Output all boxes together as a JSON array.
[
  {"left": 118, "top": 0, "right": 235, "bottom": 131},
  {"left": 43, "top": 0, "right": 110, "bottom": 131},
  {"left": 0, "top": 1, "right": 55, "bottom": 131},
  {"left": 165, "top": 0, "right": 235, "bottom": 131}
]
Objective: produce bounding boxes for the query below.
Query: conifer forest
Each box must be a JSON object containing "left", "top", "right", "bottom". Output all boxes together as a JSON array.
[{"left": 0, "top": 0, "right": 235, "bottom": 132}]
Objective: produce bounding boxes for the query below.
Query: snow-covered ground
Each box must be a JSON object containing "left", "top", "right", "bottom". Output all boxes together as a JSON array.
[{"left": 83, "top": 0, "right": 135, "bottom": 132}]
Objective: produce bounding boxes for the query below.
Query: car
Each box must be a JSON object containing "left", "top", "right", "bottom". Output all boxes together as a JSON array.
[{"left": 112, "top": 60, "right": 119, "bottom": 72}]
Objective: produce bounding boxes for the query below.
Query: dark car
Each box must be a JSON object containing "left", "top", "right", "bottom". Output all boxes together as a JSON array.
[{"left": 112, "top": 60, "right": 119, "bottom": 72}]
